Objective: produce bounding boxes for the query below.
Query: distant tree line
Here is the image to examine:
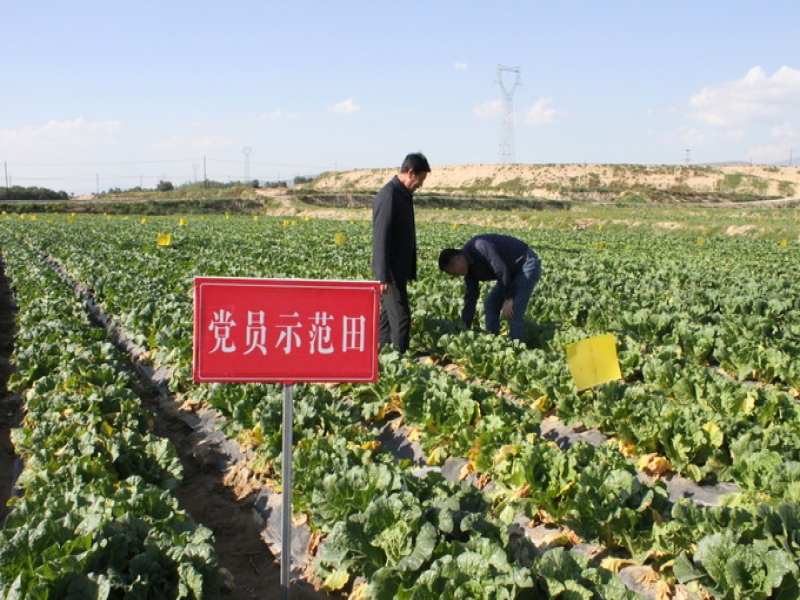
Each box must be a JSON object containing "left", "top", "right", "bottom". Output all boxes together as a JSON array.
[
  {"left": 1, "top": 176, "right": 317, "bottom": 200},
  {"left": 0, "top": 185, "right": 70, "bottom": 201},
  {"left": 102, "top": 178, "right": 304, "bottom": 195}
]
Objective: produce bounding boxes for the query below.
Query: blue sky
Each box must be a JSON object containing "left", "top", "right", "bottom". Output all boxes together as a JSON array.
[{"left": 2, "top": 1, "right": 799, "bottom": 194}]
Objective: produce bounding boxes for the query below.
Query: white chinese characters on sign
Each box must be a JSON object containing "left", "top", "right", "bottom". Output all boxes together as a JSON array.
[
  {"left": 208, "top": 308, "right": 368, "bottom": 355},
  {"left": 309, "top": 311, "right": 334, "bottom": 354},
  {"left": 276, "top": 313, "right": 303, "bottom": 355},
  {"left": 209, "top": 310, "right": 237, "bottom": 353},
  {"left": 244, "top": 311, "right": 267, "bottom": 355},
  {"left": 343, "top": 316, "right": 366, "bottom": 352}
]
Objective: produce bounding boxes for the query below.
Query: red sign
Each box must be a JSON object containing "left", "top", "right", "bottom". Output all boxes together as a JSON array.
[{"left": 193, "top": 277, "right": 381, "bottom": 383}]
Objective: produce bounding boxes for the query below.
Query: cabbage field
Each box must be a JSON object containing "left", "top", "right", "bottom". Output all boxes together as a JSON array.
[{"left": 1, "top": 209, "right": 799, "bottom": 599}]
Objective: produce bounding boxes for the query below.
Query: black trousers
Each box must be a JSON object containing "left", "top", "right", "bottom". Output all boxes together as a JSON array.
[{"left": 379, "top": 280, "right": 411, "bottom": 353}]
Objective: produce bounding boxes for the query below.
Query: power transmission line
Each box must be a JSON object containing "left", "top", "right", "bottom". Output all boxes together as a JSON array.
[{"left": 7, "top": 158, "right": 197, "bottom": 167}]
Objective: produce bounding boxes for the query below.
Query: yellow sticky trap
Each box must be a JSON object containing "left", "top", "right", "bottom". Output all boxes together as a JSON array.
[
  {"left": 157, "top": 233, "right": 172, "bottom": 246},
  {"left": 141, "top": 218, "right": 147, "bottom": 224},
  {"left": 333, "top": 233, "right": 346, "bottom": 245},
  {"left": 565, "top": 334, "right": 622, "bottom": 391},
  {"left": 179, "top": 218, "right": 187, "bottom": 226},
  {"left": 779, "top": 239, "right": 788, "bottom": 247},
  {"left": 696, "top": 237, "right": 704, "bottom": 246},
  {"left": 453, "top": 223, "right": 459, "bottom": 230}
]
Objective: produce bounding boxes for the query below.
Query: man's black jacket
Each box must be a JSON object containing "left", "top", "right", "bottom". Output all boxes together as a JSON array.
[{"left": 371, "top": 175, "right": 417, "bottom": 284}]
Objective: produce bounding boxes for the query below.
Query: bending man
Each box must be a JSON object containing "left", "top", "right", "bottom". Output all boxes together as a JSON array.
[{"left": 438, "top": 233, "right": 541, "bottom": 341}]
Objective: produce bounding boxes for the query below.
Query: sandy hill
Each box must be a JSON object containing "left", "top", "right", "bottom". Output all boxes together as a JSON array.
[{"left": 305, "top": 163, "right": 800, "bottom": 201}]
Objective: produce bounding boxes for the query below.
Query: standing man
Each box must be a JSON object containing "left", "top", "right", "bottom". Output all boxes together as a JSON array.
[
  {"left": 438, "top": 233, "right": 541, "bottom": 341},
  {"left": 371, "top": 152, "right": 431, "bottom": 353}
]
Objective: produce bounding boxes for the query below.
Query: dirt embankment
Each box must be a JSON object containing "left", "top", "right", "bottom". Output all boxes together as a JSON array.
[{"left": 302, "top": 163, "right": 800, "bottom": 201}]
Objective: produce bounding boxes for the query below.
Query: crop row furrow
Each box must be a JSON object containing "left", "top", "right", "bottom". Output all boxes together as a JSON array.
[{"left": 0, "top": 234, "right": 221, "bottom": 597}]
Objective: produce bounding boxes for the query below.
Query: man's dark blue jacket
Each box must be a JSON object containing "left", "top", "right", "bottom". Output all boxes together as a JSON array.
[{"left": 461, "top": 233, "right": 531, "bottom": 327}]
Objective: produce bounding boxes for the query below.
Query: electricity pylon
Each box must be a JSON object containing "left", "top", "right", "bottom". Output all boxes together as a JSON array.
[
  {"left": 243, "top": 147, "right": 252, "bottom": 181},
  {"left": 496, "top": 65, "right": 521, "bottom": 164}
]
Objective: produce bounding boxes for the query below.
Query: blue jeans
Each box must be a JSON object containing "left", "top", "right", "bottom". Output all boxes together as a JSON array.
[{"left": 484, "top": 250, "right": 541, "bottom": 340}]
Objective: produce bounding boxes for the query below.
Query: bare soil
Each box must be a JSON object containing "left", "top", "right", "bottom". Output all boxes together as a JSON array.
[
  {"left": 306, "top": 163, "right": 800, "bottom": 200},
  {"left": 140, "top": 386, "right": 285, "bottom": 599},
  {"left": 0, "top": 257, "right": 19, "bottom": 528}
]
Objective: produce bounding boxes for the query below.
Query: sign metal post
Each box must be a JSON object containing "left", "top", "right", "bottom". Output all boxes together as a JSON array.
[{"left": 281, "top": 382, "right": 293, "bottom": 597}]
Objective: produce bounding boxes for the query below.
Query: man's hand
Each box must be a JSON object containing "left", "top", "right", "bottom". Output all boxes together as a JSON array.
[
  {"left": 502, "top": 299, "right": 514, "bottom": 320},
  {"left": 380, "top": 283, "right": 389, "bottom": 294}
]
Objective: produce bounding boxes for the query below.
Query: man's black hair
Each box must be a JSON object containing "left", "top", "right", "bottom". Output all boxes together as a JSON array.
[
  {"left": 401, "top": 152, "right": 431, "bottom": 175},
  {"left": 438, "top": 248, "right": 461, "bottom": 271}
]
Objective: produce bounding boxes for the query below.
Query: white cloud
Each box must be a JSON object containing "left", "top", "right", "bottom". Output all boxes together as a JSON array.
[
  {"left": 660, "top": 127, "right": 708, "bottom": 148},
  {"left": 689, "top": 65, "right": 800, "bottom": 127},
  {"left": 453, "top": 62, "right": 468, "bottom": 71},
  {"left": 741, "top": 121, "right": 798, "bottom": 164},
  {"left": 0, "top": 117, "right": 121, "bottom": 151},
  {"left": 524, "top": 97, "right": 563, "bottom": 125},
  {"left": 724, "top": 128, "right": 746, "bottom": 140},
  {"left": 330, "top": 98, "right": 361, "bottom": 114},
  {"left": 679, "top": 128, "right": 707, "bottom": 146},
  {"left": 472, "top": 99, "right": 502, "bottom": 119},
  {"left": 772, "top": 121, "right": 797, "bottom": 140},
  {"left": 747, "top": 142, "right": 795, "bottom": 164},
  {"left": 473, "top": 97, "right": 564, "bottom": 124}
]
